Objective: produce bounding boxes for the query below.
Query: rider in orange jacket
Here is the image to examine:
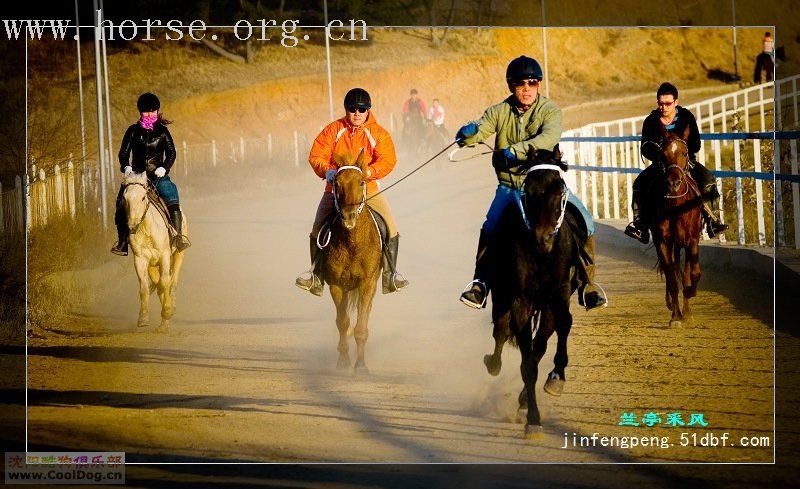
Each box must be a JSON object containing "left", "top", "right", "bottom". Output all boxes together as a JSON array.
[{"left": 296, "top": 88, "right": 410, "bottom": 296}]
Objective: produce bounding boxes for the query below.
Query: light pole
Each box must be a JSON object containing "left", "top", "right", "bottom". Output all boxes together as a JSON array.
[{"left": 732, "top": 0, "right": 740, "bottom": 82}]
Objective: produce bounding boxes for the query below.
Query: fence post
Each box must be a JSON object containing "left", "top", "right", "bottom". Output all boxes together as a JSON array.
[
  {"left": 211, "top": 140, "right": 217, "bottom": 167},
  {"left": 240, "top": 137, "right": 245, "bottom": 164},
  {"left": 183, "top": 141, "right": 189, "bottom": 177},
  {"left": 17, "top": 175, "right": 25, "bottom": 232},
  {"left": 712, "top": 140, "right": 726, "bottom": 243},
  {"left": 67, "top": 161, "right": 76, "bottom": 220},
  {"left": 293, "top": 130, "right": 299, "bottom": 168},
  {"left": 267, "top": 134, "right": 272, "bottom": 161},
  {"left": 37, "top": 169, "right": 48, "bottom": 228},
  {"left": 791, "top": 139, "right": 800, "bottom": 249},
  {"left": 752, "top": 139, "right": 766, "bottom": 246},
  {"left": 54, "top": 164, "right": 64, "bottom": 217},
  {"left": 776, "top": 138, "right": 785, "bottom": 247},
  {"left": 733, "top": 139, "right": 745, "bottom": 245}
]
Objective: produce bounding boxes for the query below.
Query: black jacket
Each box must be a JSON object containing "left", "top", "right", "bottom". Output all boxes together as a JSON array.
[
  {"left": 118, "top": 122, "right": 176, "bottom": 174},
  {"left": 640, "top": 106, "right": 701, "bottom": 162}
]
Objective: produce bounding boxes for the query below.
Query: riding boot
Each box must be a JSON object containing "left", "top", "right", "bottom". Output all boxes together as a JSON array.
[
  {"left": 576, "top": 235, "right": 607, "bottom": 310},
  {"left": 460, "top": 229, "right": 492, "bottom": 309},
  {"left": 168, "top": 204, "right": 192, "bottom": 251},
  {"left": 382, "top": 235, "right": 410, "bottom": 294},
  {"left": 295, "top": 236, "right": 324, "bottom": 296},
  {"left": 624, "top": 190, "right": 650, "bottom": 244},
  {"left": 697, "top": 183, "right": 729, "bottom": 238},
  {"left": 111, "top": 196, "right": 128, "bottom": 256}
]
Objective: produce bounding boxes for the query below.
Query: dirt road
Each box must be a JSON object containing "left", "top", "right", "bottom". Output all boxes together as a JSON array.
[{"left": 26, "top": 157, "right": 776, "bottom": 465}]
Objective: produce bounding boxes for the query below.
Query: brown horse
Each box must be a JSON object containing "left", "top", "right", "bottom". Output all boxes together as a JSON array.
[
  {"left": 321, "top": 149, "right": 383, "bottom": 374},
  {"left": 649, "top": 124, "right": 703, "bottom": 327}
]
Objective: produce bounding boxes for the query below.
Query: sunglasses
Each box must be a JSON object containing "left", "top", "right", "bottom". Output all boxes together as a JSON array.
[
  {"left": 512, "top": 79, "right": 539, "bottom": 88},
  {"left": 657, "top": 101, "right": 675, "bottom": 107},
  {"left": 346, "top": 106, "right": 369, "bottom": 114}
]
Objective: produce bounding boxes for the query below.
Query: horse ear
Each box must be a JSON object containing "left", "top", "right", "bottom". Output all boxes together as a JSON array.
[
  {"left": 354, "top": 148, "right": 368, "bottom": 173},
  {"left": 679, "top": 122, "right": 692, "bottom": 143}
]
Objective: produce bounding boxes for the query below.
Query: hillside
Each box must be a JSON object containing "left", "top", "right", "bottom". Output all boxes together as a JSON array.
[{"left": 25, "top": 24, "right": 792, "bottom": 169}]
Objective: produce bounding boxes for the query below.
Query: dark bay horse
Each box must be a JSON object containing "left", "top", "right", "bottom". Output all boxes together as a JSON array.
[
  {"left": 322, "top": 150, "right": 383, "bottom": 374},
  {"left": 649, "top": 125, "right": 702, "bottom": 327},
  {"left": 481, "top": 153, "right": 585, "bottom": 438}
]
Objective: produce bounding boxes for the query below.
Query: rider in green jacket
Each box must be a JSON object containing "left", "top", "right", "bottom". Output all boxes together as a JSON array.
[{"left": 457, "top": 56, "right": 605, "bottom": 311}]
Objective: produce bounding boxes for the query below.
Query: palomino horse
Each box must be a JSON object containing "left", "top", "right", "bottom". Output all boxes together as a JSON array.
[
  {"left": 649, "top": 125, "right": 702, "bottom": 327},
  {"left": 482, "top": 152, "right": 585, "bottom": 438},
  {"left": 322, "top": 150, "right": 383, "bottom": 374},
  {"left": 122, "top": 172, "right": 187, "bottom": 333}
]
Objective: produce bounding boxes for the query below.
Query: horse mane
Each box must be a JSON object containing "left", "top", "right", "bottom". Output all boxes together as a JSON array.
[{"left": 123, "top": 172, "right": 148, "bottom": 186}]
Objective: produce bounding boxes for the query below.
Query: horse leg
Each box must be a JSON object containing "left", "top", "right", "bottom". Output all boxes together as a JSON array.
[
  {"left": 155, "top": 254, "right": 173, "bottom": 334},
  {"left": 353, "top": 279, "right": 378, "bottom": 375},
  {"left": 148, "top": 266, "right": 159, "bottom": 295},
  {"left": 168, "top": 249, "right": 185, "bottom": 313},
  {"left": 657, "top": 241, "right": 681, "bottom": 325},
  {"left": 133, "top": 256, "right": 150, "bottom": 328},
  {"left": 484, "top": 307, "right": 510, "bottom": 377},
  {"left": 545, "top": 303, "right": 572, "bottom": 396},
  {"left": 682, "top": 241, "right": 701, "bottom": 324},
  {"left": 329, "top": 285, "right": 351, "bottom": 370}
]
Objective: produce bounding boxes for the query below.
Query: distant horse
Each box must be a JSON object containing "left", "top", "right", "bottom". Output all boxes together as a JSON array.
[
  {"left": 123, "top": 172, "right": 187, "bottom": 333},
  {"left": 321, "top": 150, "right": 383, "bottom": 374},
  {"left": 401, "top": 114, "right": 427, "bottom": 160},
  {"left": 481, "top": 151, "right": 585, "bottom": 438},
  {"left": 648, "top": 124, "right": 702, "bottom": 327}
]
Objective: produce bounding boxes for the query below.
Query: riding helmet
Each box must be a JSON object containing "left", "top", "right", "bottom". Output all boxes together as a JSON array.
[
  {"left": 506, "top": 56, "right": 544, "bottom": 83},
  {"left": 343, "top": 88, "right": 372, "bottom": 109},
  {"left": 137, "top": 92, "right": 160, "bottom": 112}
]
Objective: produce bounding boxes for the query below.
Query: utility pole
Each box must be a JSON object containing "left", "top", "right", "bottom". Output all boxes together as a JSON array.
[{"left": 93, "top": 0, "right": 107, "bottom": 227}]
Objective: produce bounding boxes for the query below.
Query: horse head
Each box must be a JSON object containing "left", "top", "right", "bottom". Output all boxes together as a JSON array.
[
  {"left": 522, "top": 148, "right": 569, "bottom": 254},
  {"left": 332, "top": 149, "right": 369, "bottom": 230},
  {"left": 122, "top": 172, "right": 150, "bottom": 234},
  {"left": 659, "top": 124, "right": 692, "bottom": 199}
]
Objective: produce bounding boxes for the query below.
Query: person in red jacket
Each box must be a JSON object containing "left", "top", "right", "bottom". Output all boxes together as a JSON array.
[{"left": 296, "top": 88, "right": 410, "bottom": 296}]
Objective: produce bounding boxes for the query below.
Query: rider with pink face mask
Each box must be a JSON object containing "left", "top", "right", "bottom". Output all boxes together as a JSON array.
[{"left": 112, "top": 92, "right": 190, "bottom": 255}]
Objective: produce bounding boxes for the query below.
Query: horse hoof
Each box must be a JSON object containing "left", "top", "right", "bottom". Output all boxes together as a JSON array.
[
  {"left": 515, "top": 408, "right": 527, "bottom": 424},
  {"left": 154, "top": 323, "right": 169, "bottom": 334},
  {"left": 136, "top": 321, "right": 149, "bottom": 329},
  {"left": 543, "top": 372, "right": 565, "bottom": 396},
  {"left": 354, "top": 365, "right": 370, "bottom": 376},
  {"left": 483, "top": 354, "right": 502, "bottom": 376},
  {"left": 524, "top": 424, "right": 544, "bottom": 439},
  {"left": 669, "top": 319, "right": 683, "bottom": 328},
  {"left": 336, "top": 357, "right": 351, "bottom": 370}
]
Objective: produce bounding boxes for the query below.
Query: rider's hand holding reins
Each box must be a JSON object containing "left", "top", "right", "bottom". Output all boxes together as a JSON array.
[
  {"left": 456, "top": 122, "right": 479, "bottom": 147},
  {"left": 154, "top": 167, "right": 167, "bottom": 178},
  {"left": 123, "top": 166, "right": 134, "bottom": 177},
  {"left": 325, "top": 169, "right": 336, "bottom": 183}
]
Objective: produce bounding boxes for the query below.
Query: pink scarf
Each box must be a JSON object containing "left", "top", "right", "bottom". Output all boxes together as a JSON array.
[{"left": 139, "top": 113, "right": 158, "bottom": 130}]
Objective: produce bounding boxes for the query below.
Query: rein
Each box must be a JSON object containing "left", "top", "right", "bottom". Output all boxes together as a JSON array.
[{"left": 660, "top": 138, "right": 691, "bottom": 200}]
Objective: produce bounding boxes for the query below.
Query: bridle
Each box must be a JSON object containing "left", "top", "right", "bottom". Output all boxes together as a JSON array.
[
  {"left": 123, "top": 181, "right": 150, "bottom": 234},
  {"left": 660, "top": 138, "right": 691, "bottom": 200},
  {"left": 332, "top": 165, "right": 367, "bottom": 216},
  {"left": 522, "top": 163, "right": 569, "bottom": 237}
]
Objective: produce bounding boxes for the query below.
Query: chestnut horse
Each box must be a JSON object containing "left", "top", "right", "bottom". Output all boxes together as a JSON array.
[
  {"left": 321, "top": 150, "right": 383, "bottom": 374},
  {"left": 649, "top": 125, "right": 703, "bottom": 327}
]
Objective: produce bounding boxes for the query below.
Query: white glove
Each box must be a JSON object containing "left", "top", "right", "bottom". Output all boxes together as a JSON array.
[
  {"left": 154, "top": 167, "right": 167, "bottom": 178},
  {"left": 123, "top": 166, "right": 133, "bottom": 177},
  {"left": 325, "top": 169, "right": 336, "bottom": 183}
]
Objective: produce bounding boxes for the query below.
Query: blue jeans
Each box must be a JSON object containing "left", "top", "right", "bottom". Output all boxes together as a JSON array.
[
  {"left": 482, "top": 184, "right": 594, "bottom": 236},
  {"left": 154, "top": 175, "right": 179, "bottom": 205}
]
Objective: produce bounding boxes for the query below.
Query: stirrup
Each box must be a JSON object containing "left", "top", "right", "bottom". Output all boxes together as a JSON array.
[
  {"left": 383, "top": 272, "right": 409, "bottom": 294},
  {"left": 295, "top": 271, "right": 323, "bottom": 296},
  {"left": 111, "top": 243, "right": 128, "bottom": 256},
  {"left": 459, "top": 280, "right": 488, "bottom": 309},
  {"left": 624, "top": 222, "right": 649, "bottom": 244},
  {"left": 579, "top": 282, "right": 609, "bottom": 311},
  {"left": 706, "top": 221, "right": 729, "bottom": 238},
  {"left": 173, "top": 234, "right": 191, "bottom": 251}
]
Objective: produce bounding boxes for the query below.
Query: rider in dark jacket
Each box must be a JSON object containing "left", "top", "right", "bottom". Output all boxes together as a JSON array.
[
  {"left": 111, "top": 92, "right": 191, "bottom": 255},
  {"left": 624, "top": 82, "right": 728, "bottom": 243}
]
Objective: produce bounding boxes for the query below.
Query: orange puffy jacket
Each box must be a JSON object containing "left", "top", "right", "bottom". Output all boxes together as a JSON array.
[{"left": 308, "top": 113, "right": 397, "bottom": 193}]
